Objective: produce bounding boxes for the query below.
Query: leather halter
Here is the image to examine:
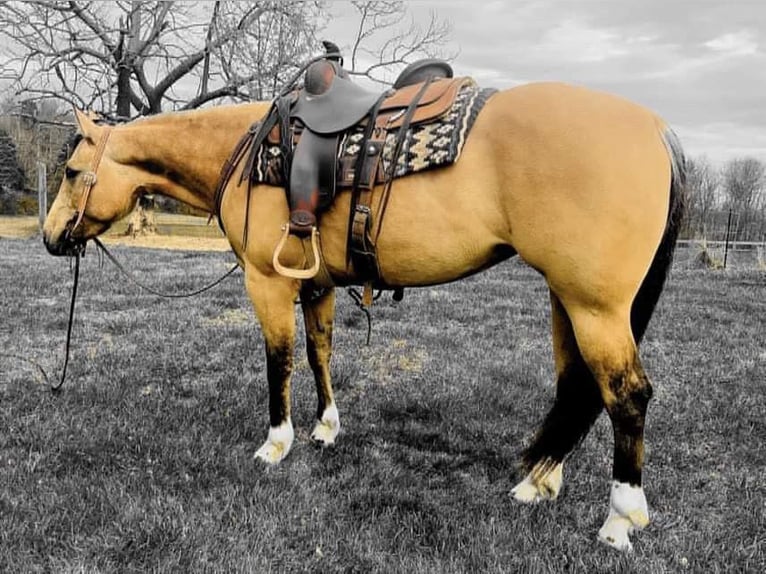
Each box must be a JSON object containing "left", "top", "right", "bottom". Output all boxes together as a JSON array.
[{"left": 70, "top": 126, "right": 113, "bottom": 234}]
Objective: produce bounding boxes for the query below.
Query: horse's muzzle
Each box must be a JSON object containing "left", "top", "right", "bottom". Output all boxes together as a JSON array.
[{"left": 43, "top": 228, "right": 86, "bottom": 257}]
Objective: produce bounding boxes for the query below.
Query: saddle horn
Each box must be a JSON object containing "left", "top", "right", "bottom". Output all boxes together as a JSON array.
[{"left": 322, "top": 40, "right": 343, "bottom": 65}]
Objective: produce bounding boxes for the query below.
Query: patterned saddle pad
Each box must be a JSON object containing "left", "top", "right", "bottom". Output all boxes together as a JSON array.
[{"left": 250, "top": 80, "right": 496, "bottom": 188}]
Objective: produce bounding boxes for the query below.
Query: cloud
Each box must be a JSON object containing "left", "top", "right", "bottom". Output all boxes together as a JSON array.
[
  {"left": 325, "top": 0, "right": 766, "bottom": 162},
  {"left": 704, "top": 30, "right": 758, "bottom": 56},
  {"left": 538, "top": 19, "right": 645, "bottom": 63}
]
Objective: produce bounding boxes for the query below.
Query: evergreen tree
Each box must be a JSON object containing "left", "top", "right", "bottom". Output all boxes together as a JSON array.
[{"left": 0, "top": 128, "right": 27, "bottom": 214}]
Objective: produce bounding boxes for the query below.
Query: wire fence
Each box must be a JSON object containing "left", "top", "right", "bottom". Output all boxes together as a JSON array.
[{"left": 675, "top": 240, "right": 766, "bottom": 270}]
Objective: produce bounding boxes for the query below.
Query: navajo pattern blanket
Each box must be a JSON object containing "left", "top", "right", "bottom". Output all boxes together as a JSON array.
[{"left": 250, "top": 81, "right": 496, "bottom": 187}]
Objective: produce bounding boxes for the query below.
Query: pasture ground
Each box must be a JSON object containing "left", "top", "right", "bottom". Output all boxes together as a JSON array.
[{"left": 0, "top": 222, "right": 764, "bottom": 572}]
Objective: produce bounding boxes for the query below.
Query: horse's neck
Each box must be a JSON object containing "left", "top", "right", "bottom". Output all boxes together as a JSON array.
[{"left": 115, "top": 104, "right": 269, "bottom": 207}]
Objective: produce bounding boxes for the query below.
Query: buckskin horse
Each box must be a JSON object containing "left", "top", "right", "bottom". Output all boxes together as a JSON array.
[{"left": 43, "top": 56, "right": 686, "bottom": 551}]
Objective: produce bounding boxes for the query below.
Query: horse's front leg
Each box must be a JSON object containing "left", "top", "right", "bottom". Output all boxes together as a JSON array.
[
  {"left": 245, "top": 267, "right": 299, "bottom": 464},
  {"left": 301, "top": 286, "right": 340, "bottom": 446}
]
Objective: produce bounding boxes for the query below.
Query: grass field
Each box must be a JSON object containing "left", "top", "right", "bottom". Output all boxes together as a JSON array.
[{"left": 1, "top": 234, "right": 764, "bottom": 573}]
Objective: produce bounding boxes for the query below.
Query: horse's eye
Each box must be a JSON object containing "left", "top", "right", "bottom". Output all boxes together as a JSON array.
[{"left": 65, "top": 166, "right": 79, "bottom": 180}]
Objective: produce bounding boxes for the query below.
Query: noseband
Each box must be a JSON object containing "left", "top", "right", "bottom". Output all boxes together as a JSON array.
[{"left": 69, "top": 126, "right": 113, "bottom": 235}]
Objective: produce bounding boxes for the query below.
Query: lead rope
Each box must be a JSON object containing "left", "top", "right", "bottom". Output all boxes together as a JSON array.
[
  {"left": 49, "top": 240, "right": 240, "bottom": 392},
  {"left": 0, "top": 251, "right": 81, "bottom": 391},
  {"left": 92, "top": 238, "right": 240, "bottom": 298},
  {"left": 51, "top": 251, "right": 82, "bottom": 392}
]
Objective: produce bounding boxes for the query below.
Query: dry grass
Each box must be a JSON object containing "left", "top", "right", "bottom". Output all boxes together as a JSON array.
[
  {"left": 0, "top": 236, "right": 764, "bottom": 573},
  {"left": 0, "top": 215, "right": 229, "bottom": 251}
]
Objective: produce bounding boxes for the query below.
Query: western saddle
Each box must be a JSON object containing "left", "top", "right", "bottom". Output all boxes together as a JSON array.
[{"left": 220, "top": 42, "right": 467, "bottom": 296}]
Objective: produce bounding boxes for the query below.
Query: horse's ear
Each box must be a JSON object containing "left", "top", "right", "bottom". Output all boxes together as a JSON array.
[{"left": 73, "top": 108, "right": 102, "bottom": 142}]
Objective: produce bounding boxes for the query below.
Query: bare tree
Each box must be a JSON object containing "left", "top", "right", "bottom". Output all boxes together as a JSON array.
[
  {"left": 685, "top": 156, "right": 720, "bottom": 239},
  {"left": 0, "top": 1, "right": 322, "bottom": 117},
  {"left": 722, "top": 157, "right": 765, "bottom": 241},
  {"left": 0, "top": 0, "right": 456, "bottom": 219},
  {"left": 210, "top": 1, "right": 325, "bottom": 101},
  {"left": 343, "top": 1, "right": 455, "bottom": 86}
]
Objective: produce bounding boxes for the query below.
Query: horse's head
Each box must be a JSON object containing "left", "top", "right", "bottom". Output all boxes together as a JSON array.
[{"left": 43, "top": 110, "right": 142, "bottom": 256}]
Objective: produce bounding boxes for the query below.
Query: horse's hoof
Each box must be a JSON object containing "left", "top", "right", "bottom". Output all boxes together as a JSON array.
[
  {"left": 254, "top": 420, "right": 294, "bottom": 464},
  {"left": 511, "top": 476, "right": 542, "bottom": 503},
  {"left": 597, "top": 481, "right": 650, "bottom": 551},
  {"left": 511, "top": 462, "right": 563, "bottom": 503},
  {"left": 598, "top": 515, "right": 634, "bottom": 552},
  {"left": 310, "top": 425, "right": 337, "bottom": 447},
  {"left": 310, "top": 404, "right": 340, "bottom": 447}
]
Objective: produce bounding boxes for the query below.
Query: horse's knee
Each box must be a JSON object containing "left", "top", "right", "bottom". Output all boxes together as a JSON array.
[{"left": 607, "top": 358, "right": 652, "bottom": 403}]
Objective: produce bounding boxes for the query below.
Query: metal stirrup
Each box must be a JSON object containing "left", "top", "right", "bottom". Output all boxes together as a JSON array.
[{"left": 272, "top": 225, "right": 321, "bottom": 280}]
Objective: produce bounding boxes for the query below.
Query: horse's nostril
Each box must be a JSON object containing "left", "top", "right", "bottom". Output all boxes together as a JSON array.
[
  {"left": 43, "top": 235, "right": 63, "bottom": 256},
  {"left": 43, "top": 231, "right": 84, "bottom": 257}
]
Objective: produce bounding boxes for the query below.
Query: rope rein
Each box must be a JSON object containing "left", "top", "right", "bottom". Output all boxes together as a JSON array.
[
  {"left": 50, "top": 251, "right": 81, "bottom": 391},
  {"left": 92, "top": 238, "right": 240, "bottom": 298}
]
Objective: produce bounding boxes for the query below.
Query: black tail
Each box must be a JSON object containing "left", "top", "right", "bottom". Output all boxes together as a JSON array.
[{"left": 630, "top": 127, "right": 687, "bottom": 344}]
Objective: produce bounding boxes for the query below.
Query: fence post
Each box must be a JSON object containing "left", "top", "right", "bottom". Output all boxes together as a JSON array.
[
  {"left": 723, "top": 207, "right": 733, "bottom": 269},
  {"left": 37, "top": 161, "right": 47, "bottom": 228}
]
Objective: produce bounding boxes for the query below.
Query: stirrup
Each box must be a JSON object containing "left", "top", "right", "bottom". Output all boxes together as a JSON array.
[{"left": 272, "top": 224, "right": 321, "bottom": 280}]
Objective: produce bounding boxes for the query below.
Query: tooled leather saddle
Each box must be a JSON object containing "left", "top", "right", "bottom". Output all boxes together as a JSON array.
[{"left": 215, "top": 42, "right": 486, "bottom": 287}]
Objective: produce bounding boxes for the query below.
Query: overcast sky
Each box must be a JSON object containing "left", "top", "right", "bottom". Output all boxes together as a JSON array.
[{"left": 327, "top": 0, "right": 766, "bottom": 164}]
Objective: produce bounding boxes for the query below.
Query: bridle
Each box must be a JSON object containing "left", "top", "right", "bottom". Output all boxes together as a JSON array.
[
  {"left": 51, "top": 126, "right": 112, "bottom": 391},
  {"left": 68, "top": 126, "right": 113, "bottom": 239},
  {"left": 50, "top": 123, "right": 241, "bottom": 392}
]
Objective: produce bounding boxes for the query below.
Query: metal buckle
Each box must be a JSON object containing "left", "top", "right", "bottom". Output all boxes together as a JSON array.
[{"left": 82, "top": 171, "right": 97, "bottom": 186}]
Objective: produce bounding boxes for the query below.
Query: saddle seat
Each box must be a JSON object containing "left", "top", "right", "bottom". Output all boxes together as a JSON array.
[
  {"left": 290, "top": 77, "right": 380, "bottom": 135},
  {"left": 290, "top": 59, "right": 457, "bottom": 135}
]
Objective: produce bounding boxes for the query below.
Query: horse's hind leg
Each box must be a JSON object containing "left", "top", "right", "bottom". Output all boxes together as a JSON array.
[
  {"left": 300, "top": 286, "right": 340, "bottom": 446},
  {"left": 566, "top": 305, "right": 653, "bottom": 551},
  {"left": 245, "top": 268, "right": 299, "bottom": 464},
  {"left": 512, "top": 291, "right": 604, "bottom": 502}
]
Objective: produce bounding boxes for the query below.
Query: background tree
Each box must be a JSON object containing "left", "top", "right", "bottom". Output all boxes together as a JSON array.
[
  {"left": 0, "top": 0, "right": 453, "bottom": 217},
  {"left": 0, "top": 0, "right": 323, "bottom": 118},
  {"left": 0, "top": 126, "right": 27, "bottom": 214},
  {"left": 721, "top": 157, "right": 765, "bottom": 241},
  {"left": 684, "top": 156, "right": 720, "bottom": 239},
  {"left": 1, "top": 1, "right": 451, "bottom": 117},
  {"left": 343, "top": 0, "right": 454, "bottom": 86},
  {"left": 0, "top": 99, "right": 71, "bottom": 213},
  {"left": 209, "top": 1, "right": 327, "bottom": 101}
]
